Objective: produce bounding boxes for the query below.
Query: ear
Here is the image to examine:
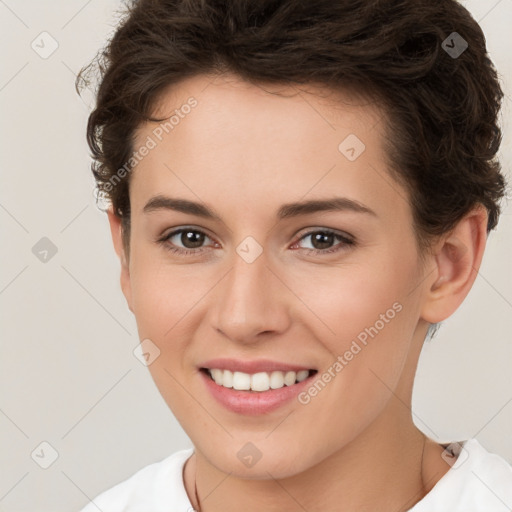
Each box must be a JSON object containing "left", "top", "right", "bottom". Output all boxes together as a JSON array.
[
  {"left": 107, "top": 207, "right": 133, "bottom": 313},
  {"left": 420, "top": 205, "right": 488, "bottom": 324}
]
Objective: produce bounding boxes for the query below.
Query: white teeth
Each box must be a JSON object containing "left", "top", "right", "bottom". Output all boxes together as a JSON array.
[
  {"left": 251, "top": 372, "right": 270, "bottom": 391},
  {"left": 210, "top": 368, "right": 223, "bottom": 385},
  {"left": 207, "top": 369, "right": 312, "bottom": 392},
  {"left": 284, "top": 371, "right": 296, "bottom": 386},
  {"left": 296, "top": 370, "right": 309, "bottom": 382},
  {"left": 233, "top": 371, "right": 251, "bottom": 390},
  {"left": 222, "top": 370, "right": 233, "bottom": 388},
  {"left": 269, "top": 371, "right": 284, "bottom": 389}
]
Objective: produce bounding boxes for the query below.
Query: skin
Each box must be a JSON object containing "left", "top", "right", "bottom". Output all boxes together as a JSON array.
[{"left": 107, "top": 73, "right": 488, "bottom": 511}]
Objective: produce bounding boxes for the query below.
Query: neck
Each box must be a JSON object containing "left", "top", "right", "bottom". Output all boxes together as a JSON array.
[{"left": 185, "top": 405, "right": 439, "bottom": 512}]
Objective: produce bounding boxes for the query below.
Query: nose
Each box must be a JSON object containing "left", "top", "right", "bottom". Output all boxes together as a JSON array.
[{"left": 212, "top": 248, "right": 291, "bottom": 345}]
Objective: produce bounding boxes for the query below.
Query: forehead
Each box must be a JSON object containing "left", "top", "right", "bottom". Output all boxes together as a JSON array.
[
  {"left": 129, "top": 73, "right": 407, "bottom": 225},
  {"left": 144, "top": 73, "right": 385, "bottom": 148}
]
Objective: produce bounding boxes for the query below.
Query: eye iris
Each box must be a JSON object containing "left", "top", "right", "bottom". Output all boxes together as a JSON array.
[
  {"left": 182, "top": 230, "right": 205, "bottom": 249},
  {"left": 311, "top": 232, "right": 334, "bottom": 250}
]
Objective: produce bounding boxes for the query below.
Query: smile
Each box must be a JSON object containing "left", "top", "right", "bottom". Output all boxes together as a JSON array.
[
  {"left": 198, "top": 358, "right": 318, "bottom": 414},
  {"left": 204, "top": 368, "right": 315, "bottom": 392}
]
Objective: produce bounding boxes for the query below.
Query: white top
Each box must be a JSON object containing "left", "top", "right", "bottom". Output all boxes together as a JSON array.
[{"left": 79, "top": 439, "right": 512, "bottom": 511}]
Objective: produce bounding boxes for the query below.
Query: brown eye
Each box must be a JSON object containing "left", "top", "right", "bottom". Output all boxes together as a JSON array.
[
  {"left": 293, "top": 229, "right": 355, "bottom": 255},
  {"left": 158, "top": 228, "right": 214, "bottom": 255},
  {"left": 308, "top": 231, "right": 336, "bottom": 250},
  {"left": 173, "top": 229, "right": 207, "bottom": 249}
]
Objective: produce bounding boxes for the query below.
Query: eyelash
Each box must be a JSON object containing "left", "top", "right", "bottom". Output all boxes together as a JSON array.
[{"left": 156, "top": 227, "right": 355, "bottom": 257}]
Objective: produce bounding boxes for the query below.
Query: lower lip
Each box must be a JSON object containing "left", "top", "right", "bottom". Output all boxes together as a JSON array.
[{"left": 200, "top": 370, "right": 314, "bottom": 415}]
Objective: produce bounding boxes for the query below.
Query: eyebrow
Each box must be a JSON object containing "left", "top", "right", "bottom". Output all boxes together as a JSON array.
[{"left": 143, "top": 195, "right": 377, "bottom": 220}]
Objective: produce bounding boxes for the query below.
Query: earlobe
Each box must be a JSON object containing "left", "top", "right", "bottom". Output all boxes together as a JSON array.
[
  {"left": 420, "top": 205, "right": 488, "bottom": 324},
  {"left": 107, "top": 207, "right": 133, "bottom": 313}
]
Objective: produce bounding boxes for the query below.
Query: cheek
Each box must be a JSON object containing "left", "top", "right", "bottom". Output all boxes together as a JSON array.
[
  {"left": 130, "top": 273, "right": 173, "bottom": 338},
  {"left": 127, "top": 257, "right": 201, "bottom": 419},
  {"left": 291, "top": 255, "right": 416, "bottom": 409},
  {"left": 290, "top": 296, "right": 413, "bottom": 462},
  {"left": 128, "top": 248, "right": 214, "bottom": 383},
  {"left": 293, "top": 255, "right": 411, "bottom": 353},
  {"left": 129, "top": 246, "right": 197, "bottom": 337}
]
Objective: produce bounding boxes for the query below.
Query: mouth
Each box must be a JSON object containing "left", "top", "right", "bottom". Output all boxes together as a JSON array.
[
  {"left": 200, "top": 368, "right": 318, "bottom": 392},
  {"left": 198, "top": 359, "right": 319, "bottom": 414}
]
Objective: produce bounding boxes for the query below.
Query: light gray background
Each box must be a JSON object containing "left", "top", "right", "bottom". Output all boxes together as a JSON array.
[{"left": 0, "top": 1, "right": 511, "bottom": 511}]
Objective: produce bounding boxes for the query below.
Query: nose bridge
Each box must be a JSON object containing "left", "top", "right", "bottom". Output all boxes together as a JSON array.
[{"left": 212, "top": 242, "right": 289, "bottom": 343}]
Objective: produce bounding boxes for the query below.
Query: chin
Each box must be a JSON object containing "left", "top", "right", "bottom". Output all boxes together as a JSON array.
[{"left": 198, "top": 442, "right": 316, "bottom": 480}]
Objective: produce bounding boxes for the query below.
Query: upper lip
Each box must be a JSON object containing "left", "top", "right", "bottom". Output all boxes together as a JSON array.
[{"left": 199, "top": 358, "right": 315, "bottom": 374}]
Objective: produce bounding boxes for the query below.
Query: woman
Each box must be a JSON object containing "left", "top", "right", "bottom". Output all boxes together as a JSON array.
[{"left": 78, "top": 0, "right": 512, "bottom": 510}]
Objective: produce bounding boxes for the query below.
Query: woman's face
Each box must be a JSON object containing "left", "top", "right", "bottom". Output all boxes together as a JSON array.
[{"left": 118, "top": 73, "right": 433, "bottom": 478}]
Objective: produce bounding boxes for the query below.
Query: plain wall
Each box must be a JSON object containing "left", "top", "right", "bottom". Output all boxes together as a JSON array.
[{"left": 0, "top": 1, "right": 511, "bottom": 510}]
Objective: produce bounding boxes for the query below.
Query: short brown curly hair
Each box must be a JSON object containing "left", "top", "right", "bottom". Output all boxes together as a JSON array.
[{"left": 77, "top": 0, "right": 508, "bottom": 257}]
